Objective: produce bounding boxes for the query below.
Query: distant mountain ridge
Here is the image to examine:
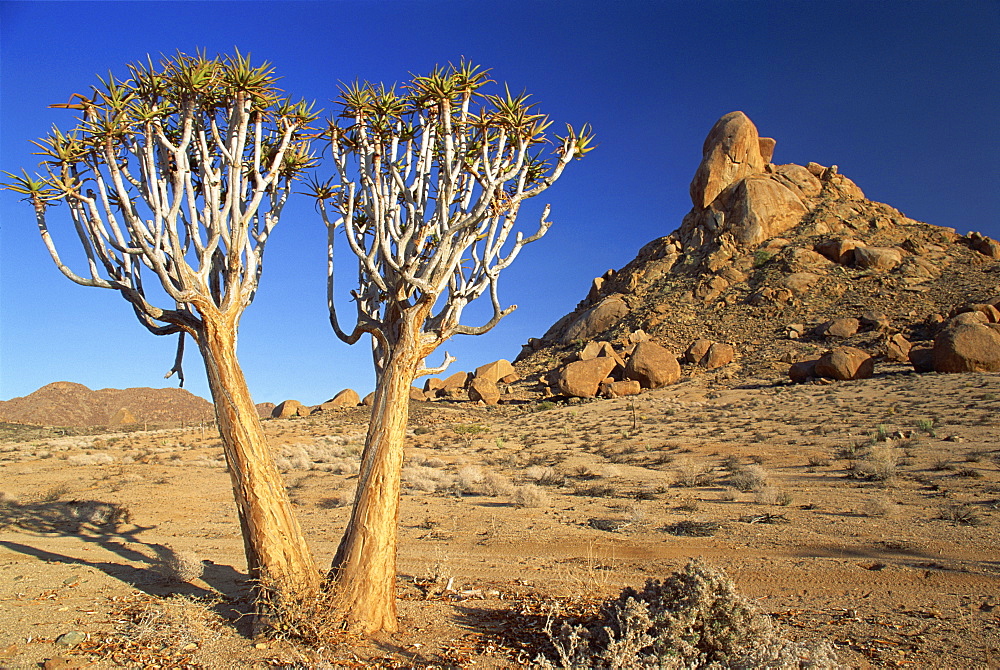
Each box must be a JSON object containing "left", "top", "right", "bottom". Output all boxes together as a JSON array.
[{"left": 0, "top": 381, "right": 216, "bottom": 427}]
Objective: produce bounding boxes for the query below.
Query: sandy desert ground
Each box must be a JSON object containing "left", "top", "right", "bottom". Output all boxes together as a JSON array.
[{"left": 1, "top": 367, "right": 999, "bottom": 668}]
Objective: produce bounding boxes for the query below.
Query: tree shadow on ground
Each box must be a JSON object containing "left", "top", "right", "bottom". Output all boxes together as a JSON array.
[
  {"left": 0, "top": 496, "right": 252, "bottom": 630},
  {"left": 450, "top": 600, "right": 560, "bottom": 665}
]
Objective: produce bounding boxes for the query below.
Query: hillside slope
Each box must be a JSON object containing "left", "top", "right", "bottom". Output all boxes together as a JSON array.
[
  {"left": 515, "top": 111, "right": 1000, "bottom": 387},
  {"left": 0, "top": 381, "right": 215, "bottom": 427}
]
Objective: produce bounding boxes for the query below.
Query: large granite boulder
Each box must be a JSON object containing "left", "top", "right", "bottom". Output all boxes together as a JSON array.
[
  {"left": 933, "top": 323, "right": 1000, "bottom": 373},
  {"left": 690, "top": 111, "right": 766, "bottom": 209},
  {"left": 554, "top": 357, "right": 619, "bottom": 398},
  {"left": 272, "top": 400, "right": 304, "bottom": 419},
  {"left": 624, "top": 341, "right": 681, "bottom": 389},
  {"left": 815, "top": 347, "right": 875, "bottom": 380},
  {"left": 561, "top": 295, "right": 629, "bottom": 343},
  {"left": 468, "top": 376, "right": 501, "bottom": 405},
  {"left": 321, "top": 389, "right": 360, "bottom": 410},
  {"left": 719, "top": 176, "right": 810, "bottom": 247},
  {"left": 474, "top": 359, "right": 516, "bottom": 384}
]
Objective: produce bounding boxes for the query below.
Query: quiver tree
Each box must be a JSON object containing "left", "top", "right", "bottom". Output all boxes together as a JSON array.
[
  {"left": 3, "top": 51, "right": 321, "bottom": 603},
  {"left": 308, "top": 61, "right": 593, "bottom": 632}
]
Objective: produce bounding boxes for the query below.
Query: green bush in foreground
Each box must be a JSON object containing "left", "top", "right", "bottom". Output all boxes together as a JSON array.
[{"left": 538, "top": 559, "right": 840, "bottom": 669}]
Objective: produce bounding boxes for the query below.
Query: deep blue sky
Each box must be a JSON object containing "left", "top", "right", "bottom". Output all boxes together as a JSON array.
[{"left": 2, "top": 1, "right": 998, "bottom": 405}]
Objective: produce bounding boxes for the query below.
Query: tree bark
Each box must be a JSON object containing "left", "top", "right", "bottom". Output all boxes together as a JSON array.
[
  {"left": 196, "top": 311, "right": 320, "bottom": 601},
  {"left": 327, "top": 307, "right": 427, "bottom": 633}
]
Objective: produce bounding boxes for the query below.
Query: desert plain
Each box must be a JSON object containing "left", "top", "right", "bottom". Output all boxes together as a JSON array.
[{"left": 1, "top": 365, "right": 998, "bottom": 668}]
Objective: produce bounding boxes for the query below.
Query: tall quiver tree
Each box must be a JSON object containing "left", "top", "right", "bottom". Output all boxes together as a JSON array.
[
  {"left": 309, "top": 61, "right": 593, "bottom": 632},
  {"left": 3, "top": 51, "right": 321, "bottom": 602}
]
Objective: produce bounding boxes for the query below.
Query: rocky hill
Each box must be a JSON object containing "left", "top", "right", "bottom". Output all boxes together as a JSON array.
[
  {"left": 0, "top": 382, "right": 216, "bottom": 427},
  {"left": 513, "top": 111, "right": 1000, "bottom": 390}
]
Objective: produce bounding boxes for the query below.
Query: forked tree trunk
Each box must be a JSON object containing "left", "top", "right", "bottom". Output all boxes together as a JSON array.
[
  {"left": 196, "top": 311, "right": 320, "bottom": 600},
  {"left": 327, "top": 308, "right": 426, "bottom": 633}
]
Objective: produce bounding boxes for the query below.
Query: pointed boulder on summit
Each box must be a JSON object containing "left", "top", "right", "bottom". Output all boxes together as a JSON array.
[{"left": 690, "top": 111, "right": 766, "bottom": 209}]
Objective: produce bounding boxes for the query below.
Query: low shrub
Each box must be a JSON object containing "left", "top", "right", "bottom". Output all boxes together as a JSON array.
[
  {"left": 729, "top": 465, "right": 768, "bottom": 492},
  {"left": 512, "top": 484, "right": 549, "bottom": 508},
  {"left": 537, "top": 559, "right": 839, "bottom": 669}
]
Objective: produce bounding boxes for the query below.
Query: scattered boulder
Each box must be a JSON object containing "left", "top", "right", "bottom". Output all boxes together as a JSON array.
[
  {"left": 948, "top": 310, "right": 989, "bottom": 327},
  {"left": 690, "top": 111, "right": 766, "bottom": 209},
  {"left": 788, "top": 359, "right": 818, "bottom": 383},
  {"left": 908, "top": 346, "right": 935, "bottom": 373},
  {"left": 578, "top": 340, "right": 615, "bottom": 361},
  {"left": 814, "top": 346, "right": 875, "bottom": 381},
  {"left": 562, "top": 295, "right": 630, "bottom": 343},
  {"left": 819, "top": 317, "right": 860, "bottom": 338},
  {"left": 423, "top": 377, "right": 446, "bottom": 394},
  {"left": 704, "top": 342, "right": 736, "bottom": 369},
  {"left": 814, "top": 238, "right": 860, "bottom": 265},
  {"left": 693, "top": 275, "right": 730, "bottom": 303},
  {"left": 784, "top": 247, "right": 832, "bottom": 272},
  {"left": 599, "top": 380, "right": 642, "bottom": 399},
  {"left": 683, "top": 339, "right": 713, "bottom": 365},
  {"left": 271, "top": 400, "right": 304, "bottom": 419},
  {"left": 860, "top": 311, "right": 891, "bottom": 332},
  {"left": 439, "top": 371, "right": 471, "bottom": 393},
  {"left": 321, "top": 389, "right": 359, "bottom": 409},
  {"left": 474, "top": 359, "right": 515, "bottom": 384},
  {"left": 684, "top": 339, "right": 735, "bottom": 369},
  {"left": 885, "top": 333, "right": 912, "bottom": 362},
  {"left": 362, "top": 392, "right": 375, "bottom": 406},
  {"left": 968, "top": 231, "right": 1000, "bottom": 259},
  {"left": 957, "top": 303, "right": 1000, "bottom": 323},
  {"left": 624, "top": 341, "right": 681, "bottom": 389},
  {"left": 786, "top": 323, "right": 807, "bottom": 340},
  {"left": 468, "top": 377, "right": 501, "bottom": 405},
  {"left": 933, "top": 323, "right": 1000, "bottom": 373},
  {"left": 853, "top": 246, "right": 902, "bottom": 272},
  {"left": 409, "top": 387, "right": 427, "bottom": 401},
  {"left": 554, "top": 357, "right": 619, "bottom": 398},
  {"left": 627, "top": 329, "right": 651, "bottom": 344},
  {"left": 780, "top": 272, "right": 822, "bottom": 296}
]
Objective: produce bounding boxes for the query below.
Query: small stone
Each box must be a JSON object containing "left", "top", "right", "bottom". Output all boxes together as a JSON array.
[{"left": 55, "top": 631, "right": 87, "bottom": 648}]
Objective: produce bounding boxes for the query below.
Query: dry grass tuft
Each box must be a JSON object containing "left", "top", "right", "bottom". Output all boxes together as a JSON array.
[
  {"left": 481, "top": 472, "right": 515, "bottom": 496},
  {"left": 729, "top": 464, "right": 768, "bottom": 492},
  {"left": 513, "top": 484, "right": 550, "bottom": 508},
  {"left": 155, "top": 545, "right": 204, "bottom": 584},
  {"left": 862, "top": 496, "right": 900, "bottom": 518}
]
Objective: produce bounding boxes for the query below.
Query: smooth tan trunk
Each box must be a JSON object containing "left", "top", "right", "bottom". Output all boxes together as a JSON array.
[
  {"left": 327, "top": 311, "right": 424, "bottom": 633},
  {"left": 196, "top": 313, "right": 320, "bottom": 600}
]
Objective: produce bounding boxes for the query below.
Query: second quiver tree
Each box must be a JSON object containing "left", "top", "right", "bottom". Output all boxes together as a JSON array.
[
  {"left": 3, "top": 51, "right": 322, "bottom": 607},
  {"left": 308, "top": 60, "right": 594, "bottom": 632}
]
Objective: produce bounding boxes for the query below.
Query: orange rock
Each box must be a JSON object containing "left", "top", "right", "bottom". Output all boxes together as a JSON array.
[
  {"left": 468, "top": 377, "right": 500, "bottom": 405},
  {"left": 815, "top": 347, "right": 874, "bottom": 380},
  {"left": 474, "top": 359, "right": 515, "bottom": 384},
  {"left": 624, "top": 341, "right": 681, "bottom": 389},
  {"left": 321, "top": 389, "right": 359, "bottom": 409},
  {"left": 271, "top": 400, "right": 303, "bottom": 419},
  {"left": 933, "top": 323, "right": 1000, "bottom": 373},
  {"left": 690, "top": 111, "right": 766, "bottom": 209},
  {"left": 554, "top": 357, "right": 619, "bottom": 398}
]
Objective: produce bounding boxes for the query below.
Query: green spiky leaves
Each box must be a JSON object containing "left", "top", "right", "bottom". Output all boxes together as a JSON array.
[
  {"left": 0, "top": 169, "right": 63, "bottom": 209},
  {"left": 4, "top": 48, "right": 320, "bottom": 208}
]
